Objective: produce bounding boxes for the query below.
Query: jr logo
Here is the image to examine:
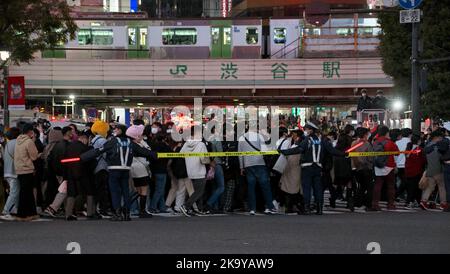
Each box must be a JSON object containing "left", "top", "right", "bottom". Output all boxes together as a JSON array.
[{"left": 170, "top": 65, "right": 188, "bottom": 76}]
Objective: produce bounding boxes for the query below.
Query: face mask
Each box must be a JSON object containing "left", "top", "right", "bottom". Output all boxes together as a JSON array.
[
  {"left": 151, "top": 128, "right": 158, "bottom": 134},
  {"left": 304, "top": 131, "right": 309, "bottom": 137},
  {"left": 167, "top": 129, "right": 173, "bottom": 134}
]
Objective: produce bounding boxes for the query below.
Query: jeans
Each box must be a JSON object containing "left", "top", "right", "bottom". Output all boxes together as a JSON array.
[
  {"left": 150, "top": 173, "right": 167, "bottom": 211},
  {"left": 3, "top": 177, "right": 20, "bottom": 215},
  {"left": 175, "top": 178, "right": 193, "bottom": 211},
  {"left": 108, "top": 170, "right": 130, "bottom": 210},
  {"left": 95, "top": 170, "right": 110, "bottom": 213},
  {"left": 185, "top": 178, "right": 206, "bottom": 209},
  {"left": 372, "top": 170, "right": 396, "bottom": 208},
  {"left": 245, "top": 165, "right": 274, "bottom": 212},
  {"left": 301, "top": 165, "right": 323, "bottom": 207},
  {"left": 396, "top": 168, "right": 407, "bottom": 198},
  {"left": 354, "top": 169, "right": 374, "bottom": 208},
  {"left": 444, "top": 164, "right": 450, "bottom": 203},
  {"left": 207, "top": 164, "right": 225, "bottom": 209}
]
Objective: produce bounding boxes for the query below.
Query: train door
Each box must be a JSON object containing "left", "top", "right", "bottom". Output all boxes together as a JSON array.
[
  {"left": 127, "top": 27, "right": 149, "bottom": 58},
  {"left": 210, "top": 20, "right": 232, "bottom": 58}
]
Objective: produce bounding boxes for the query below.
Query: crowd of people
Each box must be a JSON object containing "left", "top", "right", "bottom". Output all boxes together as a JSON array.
[{"left": 0, "top": 116, "right": 449, "bottom": 222}]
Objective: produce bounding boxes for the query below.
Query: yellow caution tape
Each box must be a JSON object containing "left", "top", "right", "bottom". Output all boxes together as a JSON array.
[
  {"left": 348, "top": 151, "right": 418, "bottom": 157},
  {"left": 157, "top": 151, "right": 279, "bottom": 158},
  {"left": 158, "top": 150, "right": 419, "bottom": 158}
]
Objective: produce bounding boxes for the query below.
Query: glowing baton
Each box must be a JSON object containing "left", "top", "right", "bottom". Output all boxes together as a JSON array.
[
  {"left": 61, "top": 158, "right": 81, "bottom": 163},
  {"left": 346, "top": 142, "right": 364, "bottom": 153}
]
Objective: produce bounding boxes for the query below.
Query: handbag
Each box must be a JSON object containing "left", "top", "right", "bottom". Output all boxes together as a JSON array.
[
  {"left": 418, "top": 171, "right": 429, "bottom": 190},
  {"left": 206, "top": 166, "right": 215, "bottom": 180}
]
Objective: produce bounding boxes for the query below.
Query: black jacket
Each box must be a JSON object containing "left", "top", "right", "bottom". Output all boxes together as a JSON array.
[
  {"left": 280, "top": 135, "right": 345, "bottom": 168},
  {"left": 357, "top": 96, "right": 372, "bottom": 111},
  {"left": 150, "top": 141, "right": 172, "bottom": 174},
  {"left": 63, "top": 140, "right": 92, "bottom": 180},
  {"left": 437, "top": 138, "right": 450, "bottom": 162},
  {"left": 48, "top": 139, "right": 70, "bottom": 176},
  {"left": 371, "top": 95, "right": 389, "bottom": 110},
  {"left": 80, "top": 136, "right": 157, "bottom": 170}
]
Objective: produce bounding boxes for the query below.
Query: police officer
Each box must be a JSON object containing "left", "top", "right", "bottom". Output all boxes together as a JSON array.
[{"left": 279, "top": 121, "right": 346, "bottom": 215}]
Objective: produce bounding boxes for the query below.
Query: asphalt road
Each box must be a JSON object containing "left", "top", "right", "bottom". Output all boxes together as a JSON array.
[{"left": 1, "top": 210, "right": 449, "bottom": 254}]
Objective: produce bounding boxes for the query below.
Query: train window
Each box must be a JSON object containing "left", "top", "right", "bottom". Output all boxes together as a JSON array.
[
  {"left": 92, "top": 29, "right": 114, "bottom": 45},
  {"left": 223, "top": 27, "right": 231, "bottom": 45},
  {"left": 78, "top": 29, "right": 92, "bottom": 45},
  {"left": 139, "top": 29, "right": 148, "bottom": 46},
  {"left": 128, "top": 28, "right": 136, "bottom": 45},
  {"left": 211, "top": 28, "right": 220, "bottom": 45},
  {"left": 273, "top": 28, "right": 286, "bottom": 44},
  {"left": 246, "top": 28, "right": 258, "bottom": 44},
  {"left": 162, "top": 28, "right": 197, "bottom": 45},
  {"left": 336, "top": 28, "right": 354, "bottom": 36},
  {"left": 304, "top": 28, "right": 321, "bottom": 36}
]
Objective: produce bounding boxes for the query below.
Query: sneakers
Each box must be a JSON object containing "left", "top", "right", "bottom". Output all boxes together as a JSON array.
[
  {"left": 44, "top": 207, "right": 57, "bottom": 217},
  {"left": 272, "top": 200, "right": 280, "bottom": 212},
  {"left": 419, "top": 200, "right": 429, "bottom": 210},
  {"left": 139, "top": 212, "right": 153, "bottom": 218},
  {"left": 179, "top": 205, "right": 191, "bottom": 217},
  {"left": 0, "top": 214, "right": 15, "bottom": 221},
  {"left": 86, "top": 213, "right": 103, "bottom": 220},
  {"left": 66, "top": 215, "right": 77, "bottom": 221},
  {"left": 264, "top": 208, "right": 277, "bottom": 215},
  {"left": 249, "top": 210, "right": 256, "bottom": 215},
  {"left": 405, "top": 202, "right": 415, "bottom": 210},
  {"left": 439, "top": 203, "right": 449, "bottom": 211}
]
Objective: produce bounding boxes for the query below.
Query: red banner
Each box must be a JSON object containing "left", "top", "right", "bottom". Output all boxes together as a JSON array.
[{"left": 7, "top": 76, "right": 25, "bottom": 110}]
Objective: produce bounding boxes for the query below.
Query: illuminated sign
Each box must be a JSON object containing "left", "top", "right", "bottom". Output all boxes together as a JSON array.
[{"left": 222, "top": 0, "right": 232, "bottom": 17}]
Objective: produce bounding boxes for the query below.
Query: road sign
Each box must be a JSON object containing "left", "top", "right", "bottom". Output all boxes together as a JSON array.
[
  {"left": 400, "top": 9, "right": 421, "bottom": 24},
  {"left": 398, "top": 0, "right": 422, "bottom": 9}
]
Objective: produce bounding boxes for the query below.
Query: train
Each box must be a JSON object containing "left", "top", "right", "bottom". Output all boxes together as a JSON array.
[{"left": 42, "top": 16, "right": 381, "bottom": 60}]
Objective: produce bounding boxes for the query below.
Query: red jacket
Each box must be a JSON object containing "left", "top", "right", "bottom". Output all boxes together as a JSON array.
[
  {"left": 405, "top": 146, "right": 426, "bottom": 178},
  {"left": 374, "top": 136, "right": 399, "bottom": 168}
]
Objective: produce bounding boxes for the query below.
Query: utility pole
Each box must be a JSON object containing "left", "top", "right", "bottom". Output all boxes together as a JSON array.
[
  {"left": 411, "top": 21, "right": 420, "bottom": 136},
  {"left": 2, "top": 66, "right": 8, "bottom": 129}
]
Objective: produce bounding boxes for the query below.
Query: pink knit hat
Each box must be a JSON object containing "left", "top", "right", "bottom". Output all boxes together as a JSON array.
[{"left": 125, "top": 125, "right": 144, "bottom": 140}]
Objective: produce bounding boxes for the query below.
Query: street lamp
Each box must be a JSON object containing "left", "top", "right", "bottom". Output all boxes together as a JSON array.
[
  {"left": 1, "top": 51, "right": 11, "bottom": 128},
  {"left": 392, "top": 100, "right": 404, "bottom": 111}
]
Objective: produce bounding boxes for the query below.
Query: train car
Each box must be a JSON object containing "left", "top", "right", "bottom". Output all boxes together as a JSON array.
[
  {"left": 148, "top": 19, "right": 211, "bottom": 59},
  {"left": 39, "top": 16, "right": 378, "bottom": 60},
  {"left": 269, "top": 18, "right": 302, "bottom": 59}
]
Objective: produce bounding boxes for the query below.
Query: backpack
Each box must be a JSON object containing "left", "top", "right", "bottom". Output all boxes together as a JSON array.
[
  {"left": 374, "top": 140, "right": 388, "bottom": 168},
  {"left": 171, "top": 147, "right": 188, "bottom": 179}
]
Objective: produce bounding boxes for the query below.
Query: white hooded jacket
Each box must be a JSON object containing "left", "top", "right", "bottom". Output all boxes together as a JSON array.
[{"left": 180, "top": 140, "right": 209, "bottom": 179}]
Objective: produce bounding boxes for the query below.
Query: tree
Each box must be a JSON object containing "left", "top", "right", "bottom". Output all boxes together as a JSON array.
[
  {"left": 0, "top": 0, "right": 77, "bottom": 66},
  {"left": 378, "top": 0, "right": 450, "bottom": 120},
  {"left": 420, "top": 0, "right": 450, "bottom": 120}
]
